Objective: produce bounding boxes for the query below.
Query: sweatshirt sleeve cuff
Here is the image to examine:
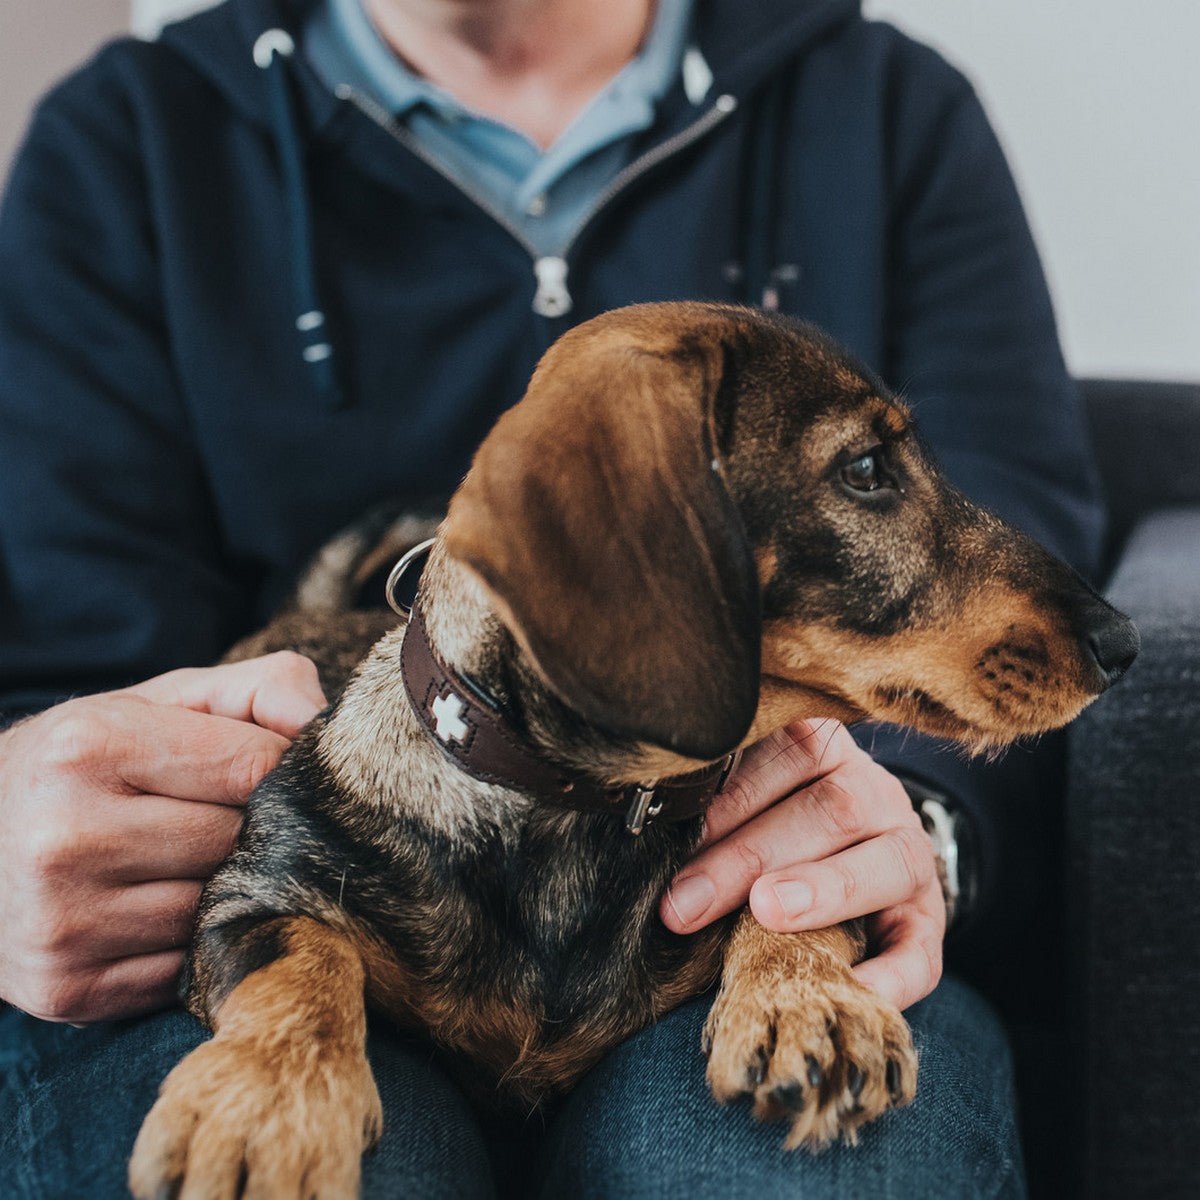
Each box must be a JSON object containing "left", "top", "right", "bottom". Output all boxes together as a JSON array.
[{"left": 850, "top": 722, "right": 1067, "bottom": 972}]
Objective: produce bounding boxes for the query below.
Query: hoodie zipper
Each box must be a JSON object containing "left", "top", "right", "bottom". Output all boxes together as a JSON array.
[{"left": 336, "top": 86, "right": 739, "bottom": 318}]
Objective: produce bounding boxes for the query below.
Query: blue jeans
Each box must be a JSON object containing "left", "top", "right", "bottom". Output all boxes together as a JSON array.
[{"left": 0, "top": 977, "right": 1024, "bottom": 1198}]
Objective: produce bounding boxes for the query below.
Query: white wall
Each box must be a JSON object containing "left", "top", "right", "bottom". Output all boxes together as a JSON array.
[
  {"left": 864, "top": 1, "right": 1200, "bottom": 381},
  {"left": 0, "top": 1, "right": 129, "bottom": 175},
  {"left": 67, "top": 2, "right": 1200, "bottom": 380},
  {"left": 131, "top": 0, "right": 212, "bottom": 39}
]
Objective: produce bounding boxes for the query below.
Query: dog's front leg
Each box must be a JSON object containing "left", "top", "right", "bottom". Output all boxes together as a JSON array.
[
  {"left": 704, "top": 912, "right": 917, "bottom": 1149},
  {"left": 129, "top": 916, "right": 382, "bottom": 1200}
]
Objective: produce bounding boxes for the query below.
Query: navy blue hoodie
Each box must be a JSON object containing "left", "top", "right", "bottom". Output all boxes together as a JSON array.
[{"left": 0, "top": 0, "right": 1103, "bottom": 977}]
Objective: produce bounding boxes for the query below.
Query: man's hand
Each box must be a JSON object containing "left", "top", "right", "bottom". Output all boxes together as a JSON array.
[
  {"left": 0, "top": 653, "right": 326, "bottom": 1024},
  {"left": 661, "top": 720, "right": 945, "bottom": 1011}
]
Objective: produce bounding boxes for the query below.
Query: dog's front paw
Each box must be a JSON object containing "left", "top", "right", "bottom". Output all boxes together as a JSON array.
[
  {"left": 128, "top": 1031, "right": 382, "bottom": 1200},
  {"left": 703, "top": 953, "right": 917, "bottom": 1149}
]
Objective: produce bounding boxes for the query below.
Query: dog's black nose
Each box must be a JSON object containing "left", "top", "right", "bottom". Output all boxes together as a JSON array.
[{"left": 1081, "top": 610, "right": 1139, "bottom": 689}]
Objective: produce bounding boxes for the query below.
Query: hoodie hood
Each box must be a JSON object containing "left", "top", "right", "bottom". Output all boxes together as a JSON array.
[{"left": 158, "top": 0, "right": 863, "bottom": 137}]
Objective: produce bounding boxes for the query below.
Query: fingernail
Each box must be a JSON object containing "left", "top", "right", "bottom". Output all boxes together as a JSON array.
[
  {"left": 667, "top": 875, "right": 716, "bottom": 927},
  {"left": 772, "top": 880, "right": 814, "bottom": 919}
]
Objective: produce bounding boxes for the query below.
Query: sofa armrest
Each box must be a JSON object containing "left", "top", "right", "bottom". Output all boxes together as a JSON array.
[
  {"left": 1066, "top": 507, "right": 1200, "bottom": 1198},
  {"left": 1080, "top": 379, "right": 1200, "bottom": 563}
]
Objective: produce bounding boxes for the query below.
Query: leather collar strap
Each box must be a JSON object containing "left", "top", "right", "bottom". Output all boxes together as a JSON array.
[{"left": 399, "top": 603, "right": 738, "bottom": 834}]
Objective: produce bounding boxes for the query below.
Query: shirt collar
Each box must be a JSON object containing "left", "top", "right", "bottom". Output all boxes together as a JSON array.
[{"left": 325, "top": 0, "right": 694, "bottom": 123}]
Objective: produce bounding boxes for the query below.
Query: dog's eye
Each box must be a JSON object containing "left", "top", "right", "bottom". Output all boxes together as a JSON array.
[{"left": 841, "top": 451, "right": 883, "bottom": 492}]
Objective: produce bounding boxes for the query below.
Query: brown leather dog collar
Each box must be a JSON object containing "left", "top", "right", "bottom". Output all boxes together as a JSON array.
[{"left": 399, "top": 602, "right": 738, "bottom": 835}]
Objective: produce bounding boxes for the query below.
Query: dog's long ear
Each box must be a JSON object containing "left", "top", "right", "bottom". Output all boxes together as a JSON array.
[{"left": 444, "top": 311, "right": 760, "bottom": 760}]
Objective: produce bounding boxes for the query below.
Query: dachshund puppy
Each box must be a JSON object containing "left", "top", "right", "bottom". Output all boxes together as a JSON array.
[{"left": 129, "top": 303, "right": 1137, "bottom": 1198}]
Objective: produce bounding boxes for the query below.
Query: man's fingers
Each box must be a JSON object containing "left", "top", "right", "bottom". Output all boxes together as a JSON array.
[
  {"left": 29, "top": 949, "right": 185, "bottom": 1025},
  {"left": 747, "top": 823, "right": 936, "bottom": 932},
  {"left": 123, "top": 651, "right": 327, "bottom": 738},
  {"left": 94, "top": 796, "right": 243, "bottom": 883},
  {"left": 52, "top": 694, "right": 288, "bottom": 804},
  {"left": 115, "top": 702, "right": 287, "bottom": 803},
  {"left": 851, "top": 884, "right": 947, "bottom": 1011},
  {"left": 661, "top": 765, "right": 905, "bottom": 933},
  {"left": 701, "top": 719, "right": 857, "bottom": 846},
  {"left": 852, "top": 929, "right": 944, "bottom": 1012},
  {"left": 80, "top": 880, "right": 204, "bottom": 959}
]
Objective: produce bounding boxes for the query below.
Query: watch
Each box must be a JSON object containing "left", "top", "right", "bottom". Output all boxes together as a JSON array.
[{"left": 897, "top": 776, "right": 977, "bottom": 932}]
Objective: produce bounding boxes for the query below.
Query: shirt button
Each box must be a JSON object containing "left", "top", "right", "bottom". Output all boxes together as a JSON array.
[{"left": 525, "top": 194, "right": 548, "bottom": 217}]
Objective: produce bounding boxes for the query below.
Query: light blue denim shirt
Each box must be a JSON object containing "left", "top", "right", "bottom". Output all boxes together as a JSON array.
[{"left": 303, "top": 0, "right": 697, "bottom": 257}]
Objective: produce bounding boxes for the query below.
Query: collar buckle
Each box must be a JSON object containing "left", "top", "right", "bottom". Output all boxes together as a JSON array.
[
  {"left": 622, "top": 750, "right": 740, "bottom": 836},
  {"left": 624, "top": 785, "right": 664, "bottom": 836}
]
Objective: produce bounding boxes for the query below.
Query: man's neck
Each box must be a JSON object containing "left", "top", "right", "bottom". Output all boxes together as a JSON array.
[{"left": 363, "top": 0, "right": 656, "bottom": 148}]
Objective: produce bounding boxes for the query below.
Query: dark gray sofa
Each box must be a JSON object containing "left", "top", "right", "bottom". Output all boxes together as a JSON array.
[{"left": 1066, "top": 379, "right": 1200, "bottom": 1198}]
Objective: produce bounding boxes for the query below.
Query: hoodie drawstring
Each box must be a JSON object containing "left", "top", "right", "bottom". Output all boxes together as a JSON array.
[
  {"left": 253, "top": 29, "right": 345, "bottom": 409},
  {"left": 250, "top": 22, "right": 793, "bottom": 402}
]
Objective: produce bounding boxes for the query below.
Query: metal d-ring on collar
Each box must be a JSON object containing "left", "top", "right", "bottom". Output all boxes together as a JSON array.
[{"left": 385, "top": 538, "right": 437, "bottom": 618}]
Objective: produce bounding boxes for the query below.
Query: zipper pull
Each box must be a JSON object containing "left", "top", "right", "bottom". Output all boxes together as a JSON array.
[{"left": 532, "top": 256, "right": 572, "bottom": 318}]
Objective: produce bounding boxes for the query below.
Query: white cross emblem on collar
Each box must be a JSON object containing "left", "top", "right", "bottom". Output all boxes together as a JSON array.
[{"left": 430, "top": 690, "right": 470, "bottom": 745}]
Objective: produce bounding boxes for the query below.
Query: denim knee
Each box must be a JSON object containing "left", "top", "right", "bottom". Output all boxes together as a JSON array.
[
  {"left": 0, "top": 1005, "right": 209, "bottom": 1199},
  {"left": 535, "top": 977, "right": 1026, "bottom": 1200},
  {"left": 0, "top": 1005, "right": 495, "bottom": 1200},
  {"left": 361, "top": 1022, "right": 495, "bottom": 1200}
]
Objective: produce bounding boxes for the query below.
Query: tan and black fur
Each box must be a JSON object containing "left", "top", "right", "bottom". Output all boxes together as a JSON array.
[{"left": 130, "top": 303, "right": 1136, "bottom": 1197}]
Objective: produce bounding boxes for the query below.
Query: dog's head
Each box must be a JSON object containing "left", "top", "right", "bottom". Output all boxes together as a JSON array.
[{"left": 444, "top": 303, "right": 1136, "bottom": 765}]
